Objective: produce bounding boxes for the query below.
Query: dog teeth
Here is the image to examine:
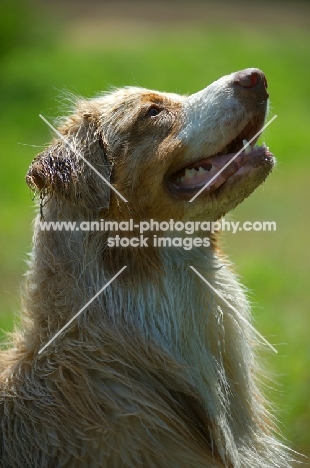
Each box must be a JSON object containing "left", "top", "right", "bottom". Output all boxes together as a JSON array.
[
  {"left": 184, "top": 167, "right": 210, "bottom": 180},
  {"left": 243, "top": 142, "right": 269, "bottom": 153},
  {"left": 196, "top": 165, "right": 215, "bottom": 174},
  {"left": 184, "top": 168, "right": 197, "bottom": 179},
  {"left": 242, "top": 139, "right": 252, "bottom": 155},
  {"left": 176, "top": 164, "right": 215, "bottom": 184}
]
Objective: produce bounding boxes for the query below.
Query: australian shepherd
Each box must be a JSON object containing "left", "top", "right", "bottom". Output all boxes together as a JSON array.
[{"left": 0, "top": 69, "right": 295, "bottom": 467}]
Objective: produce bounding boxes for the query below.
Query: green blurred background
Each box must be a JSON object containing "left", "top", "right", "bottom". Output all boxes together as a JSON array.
[{"left": 0, "top": 0, "right": 309, "bottom": 458}]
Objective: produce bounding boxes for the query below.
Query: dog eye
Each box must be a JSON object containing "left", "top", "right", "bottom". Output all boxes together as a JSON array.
[{"left": 146, "top": 106, "right": 162, "bottom": 118}]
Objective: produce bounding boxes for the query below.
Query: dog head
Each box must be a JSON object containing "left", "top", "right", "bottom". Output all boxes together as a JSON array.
[{"left": 27, "top": 68, "right": 274, "bottom": 222}]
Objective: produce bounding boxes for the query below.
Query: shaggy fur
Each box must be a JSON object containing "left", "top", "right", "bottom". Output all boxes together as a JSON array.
[{"left": 0, "top": 69, "right": 296, "bottom": 467}]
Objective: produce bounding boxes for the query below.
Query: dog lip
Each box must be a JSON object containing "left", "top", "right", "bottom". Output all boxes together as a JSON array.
[
  {"left": 166, "top": 146, "right": 274, "bottom": 199},
  {"left": 167, "top": 115, "right": 265, "bottom": 180},
  {"left": 166, "top": 113, "right": 270, "bottom": 198}
]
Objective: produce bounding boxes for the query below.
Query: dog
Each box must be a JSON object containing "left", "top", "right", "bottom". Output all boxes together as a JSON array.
[{"left": 0, "top": 69, "right": 295, "bottom": 467}]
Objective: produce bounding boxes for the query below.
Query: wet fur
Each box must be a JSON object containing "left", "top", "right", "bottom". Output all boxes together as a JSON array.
[{"left": 0, "top": 75, "right": 295, "bottom": 467}]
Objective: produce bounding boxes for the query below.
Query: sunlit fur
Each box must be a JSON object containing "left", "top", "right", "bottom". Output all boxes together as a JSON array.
[{"left": 0, "top": 71, "right": 295, "bottom": 467}]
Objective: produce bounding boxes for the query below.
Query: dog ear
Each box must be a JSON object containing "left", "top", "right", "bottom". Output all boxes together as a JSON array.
[{"left": 26, "top": 116, "right": 112, "bottom": 212}]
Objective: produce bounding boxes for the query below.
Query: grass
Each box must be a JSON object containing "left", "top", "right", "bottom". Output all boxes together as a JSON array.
[{"left": 0, "top": 0, "right": 309, "bottom": 457}]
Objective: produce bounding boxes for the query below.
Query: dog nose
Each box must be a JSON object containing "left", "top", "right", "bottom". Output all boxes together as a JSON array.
[{"left": 233, "top": 68, "right": 268, "bottom": 96}]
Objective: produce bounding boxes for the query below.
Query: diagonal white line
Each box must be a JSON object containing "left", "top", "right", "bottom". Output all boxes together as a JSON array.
[
  {"left": 39, "top": 114, "right": 128, "bottom": 203},
  {"left": 189, "top": 115, "right": 277, "bottom": 203},
  {"left": 189, "top": 265, "right": 278, "bottom": 353},
  {"left": 38, "top": 266, "right": 127, "bottom": 354}
]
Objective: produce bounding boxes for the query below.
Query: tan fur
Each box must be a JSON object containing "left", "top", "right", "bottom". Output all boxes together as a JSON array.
[{"left": 0, "top": 71, "right": 295, "bottom": 467}]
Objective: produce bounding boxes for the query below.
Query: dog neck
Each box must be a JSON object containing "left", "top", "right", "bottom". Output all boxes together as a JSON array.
[{"left": 15, "top": 211, "right": 285, "bottom": 465}]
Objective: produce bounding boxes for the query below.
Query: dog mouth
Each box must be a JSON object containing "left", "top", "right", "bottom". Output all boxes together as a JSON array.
[{"left": 167, "top": 117, "right": 274, "bottom": 198}]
